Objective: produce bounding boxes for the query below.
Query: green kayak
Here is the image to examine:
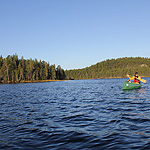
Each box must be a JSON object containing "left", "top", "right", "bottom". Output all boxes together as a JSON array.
[{"left": 122, "top": 81, "right": 141, "bottom": 90}]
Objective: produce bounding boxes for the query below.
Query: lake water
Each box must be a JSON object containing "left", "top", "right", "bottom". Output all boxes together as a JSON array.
[{"left": 0, "top": 78, "right": 150, "bottom": 149}]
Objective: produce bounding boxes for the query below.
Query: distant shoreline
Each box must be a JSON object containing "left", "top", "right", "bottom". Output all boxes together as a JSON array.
[
  {"left": 0, "top": 76, "right": 148, "bottom": 84},
  {"left": 0, "top": 79, "right": 66, "bottom": 84},
  {"left": 20, "top": 79, "right": 66, "bottom": 83}
]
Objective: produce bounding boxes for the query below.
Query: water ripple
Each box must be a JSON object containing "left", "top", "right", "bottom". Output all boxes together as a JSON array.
[{"left": 0, "top": 78, "right": 150, "bottom": 149}]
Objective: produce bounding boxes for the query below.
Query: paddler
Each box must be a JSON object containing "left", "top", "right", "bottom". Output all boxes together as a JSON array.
[{"left": 126, "top": 72, "right": 141, "bottom": 84}]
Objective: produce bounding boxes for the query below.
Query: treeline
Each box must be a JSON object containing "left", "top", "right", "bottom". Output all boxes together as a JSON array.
[
  {"left": 1, "top": 55, "right": 150, "bottom": 83},
  {"left": 65, "top": 57, "right": 150, "bottom": 79},
  {"left": 0, "top": 54, "right": 65, "bottom": 83}
]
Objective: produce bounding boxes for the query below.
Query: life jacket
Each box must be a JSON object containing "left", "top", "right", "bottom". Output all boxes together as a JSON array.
[{"left": 134, "top": 76, "right": 140, "bottom": 83}]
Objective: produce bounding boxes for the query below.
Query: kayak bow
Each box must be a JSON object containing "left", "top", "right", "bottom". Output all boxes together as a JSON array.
[{"left": 122, "top": 81, "right": 141, "bottom": 90}]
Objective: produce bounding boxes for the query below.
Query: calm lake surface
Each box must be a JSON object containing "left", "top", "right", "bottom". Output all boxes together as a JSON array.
[{"left": 0, "top": 78, "right": 150, "bottom": 149}]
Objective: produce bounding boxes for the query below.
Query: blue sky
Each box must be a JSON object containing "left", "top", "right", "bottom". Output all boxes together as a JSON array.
[{"left": 0, "top": 0, "right": 150, "bottom": 69}]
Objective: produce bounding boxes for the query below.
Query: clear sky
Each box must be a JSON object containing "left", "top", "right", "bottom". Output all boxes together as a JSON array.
[{"left": 0, "top": 0, "right": 150, "bottom": 69}]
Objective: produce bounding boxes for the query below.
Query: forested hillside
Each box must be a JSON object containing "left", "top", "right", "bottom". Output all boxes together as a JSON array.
[
  {"left": 65, "top": 57, "right": 150, "bottom": 79},
  {"left": 1, "top": 55, "right": 150, "bottom": 83},
  {"left": 0, "top": 54, "right": 65, "bottom": 83}
]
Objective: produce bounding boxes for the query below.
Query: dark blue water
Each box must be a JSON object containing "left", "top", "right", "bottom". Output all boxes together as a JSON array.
[{"left": 0, "top": 78, "right": 150, "bottom": 150}]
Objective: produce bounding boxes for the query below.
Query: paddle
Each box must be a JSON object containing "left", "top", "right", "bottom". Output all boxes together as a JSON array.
[{"left": 139, "top": 78, "right": 147, "bottom": 83}]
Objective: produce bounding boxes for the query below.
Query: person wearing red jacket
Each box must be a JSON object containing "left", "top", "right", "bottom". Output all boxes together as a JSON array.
[{"left": 126, "top": 72, "right": 141, "bottom": 84}]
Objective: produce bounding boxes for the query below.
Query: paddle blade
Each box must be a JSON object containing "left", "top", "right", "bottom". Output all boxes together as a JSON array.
[{"left": 140, "top": 79, "right": 147, "bottom": 83}]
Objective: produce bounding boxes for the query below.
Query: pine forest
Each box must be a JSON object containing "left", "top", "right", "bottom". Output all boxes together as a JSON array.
[
  {"left": 65, "top": 57, "right": 150, "bottom": 79},
  {"left": 0, "top": 54, "right": 65, "bottom": 83},
  {"left": 0, "top": 55, "right": 150, "bottom": 83}
]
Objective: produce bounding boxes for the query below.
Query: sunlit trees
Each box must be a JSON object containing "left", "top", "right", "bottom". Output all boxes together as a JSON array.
[
  {"left": 0, "top": 54, "right": 66, "bottom": 83},
  {"left": 1, "top": 55, "right": 150, "bottom": 83},
  {"left": 50, "top": 65, "right": 56, "bottom": 80},
  {"left": 56, "top": 65, "right": 66, "bottom": 80},
  {"left": 65, "top": 57, "right": 150, "bottom": 79}
]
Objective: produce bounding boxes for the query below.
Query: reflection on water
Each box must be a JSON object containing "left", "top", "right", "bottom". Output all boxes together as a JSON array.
[
  {"left": 0, "top": 78, "right": 150, "bottom": 149},
  {"left": 123, "top": 87, "right": 149, "bottom": 102}
]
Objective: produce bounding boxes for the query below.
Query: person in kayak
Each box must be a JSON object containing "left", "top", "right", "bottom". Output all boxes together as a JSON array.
[{"left": 126, "top": 72, "right": 141, "bottom": 84}]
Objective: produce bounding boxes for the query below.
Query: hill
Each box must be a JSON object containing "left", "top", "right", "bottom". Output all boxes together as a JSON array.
[{"left": 65, "top": 57, "right": 150, "bottom": 79}]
